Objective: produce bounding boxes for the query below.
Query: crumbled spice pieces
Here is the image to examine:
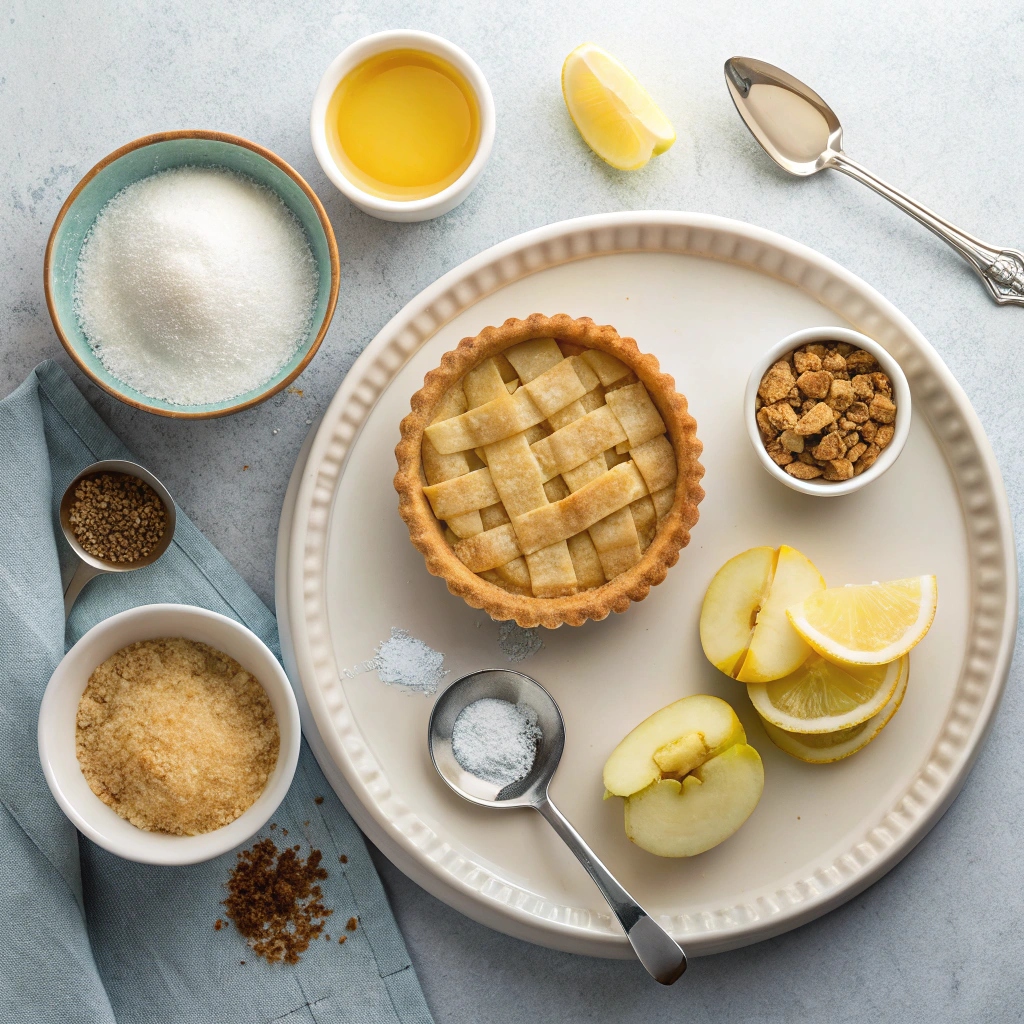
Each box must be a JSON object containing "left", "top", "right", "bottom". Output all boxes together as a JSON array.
[
  {"left": 756, "top": 341, "right": 897, "bottom": 481},
  {"left": 338, "top": 936, "right": 346, "bottom": 945},
  {"left": 314, "top": 796, "right": 324, "bottom": 805},
  {"left": 339, "top": 855, "right": 348, "bottom": 864},
  {"left": 67, "top": 472, "right": 166, "bottom": 563},
  {"left": 222, "top": 838, "right": 333, "bottom": 965},
  {"left": 346, "top": 917, "right": 358, "bottom": 931}
]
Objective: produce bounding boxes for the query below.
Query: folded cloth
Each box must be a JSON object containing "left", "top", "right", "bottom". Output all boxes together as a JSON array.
[{"left": 0, "top": 361, "right": 434, "bottom": 1024}]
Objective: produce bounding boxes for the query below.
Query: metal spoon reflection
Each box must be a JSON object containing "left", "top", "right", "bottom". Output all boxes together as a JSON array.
[
  {"left": 428, "top": 669, "right": 687, "bottom": 985},
  {"left": 725, "top": 56, "right": 1024, "bottom": 306}
]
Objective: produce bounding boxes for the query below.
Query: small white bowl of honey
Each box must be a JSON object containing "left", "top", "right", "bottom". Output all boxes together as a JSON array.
[{"left": 311, "top": 30, "right": 495, "bottom": 222}]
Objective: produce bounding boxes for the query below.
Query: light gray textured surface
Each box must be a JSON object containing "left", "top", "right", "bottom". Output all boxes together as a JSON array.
[{"left": 3, "top": 1, "right": 1022, "bottom": 1020}]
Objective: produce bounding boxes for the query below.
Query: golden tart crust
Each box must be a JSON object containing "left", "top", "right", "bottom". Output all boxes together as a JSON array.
[{"left": 394, "top": 314, "right": 704, "bottom": 628}]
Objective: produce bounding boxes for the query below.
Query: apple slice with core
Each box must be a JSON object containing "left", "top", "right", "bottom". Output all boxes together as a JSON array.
[
  {"left": 699, "top": 545, "right": 826, "bottom": 683},
  {"left": 699, "top": 546, "right": 775, "bottom": 677},
  {"left": 603, "top": 695, "right": 764, "bottom": 857},
  {"left": 624, "top": 744, "right": 765, "bottom": 858},
  {"left": 603, "top": 694, "right": 746, "bottom": 797}
]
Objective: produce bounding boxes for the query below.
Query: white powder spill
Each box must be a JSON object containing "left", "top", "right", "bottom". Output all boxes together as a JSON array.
[
  {"left": 341, "top": 628, "right": 447, "bottom": 695},
  {"left": 451, "top": 698, "right": 543, "bottom": 787},
  {"left": 74, "top": 166, "right": 318, "bottom": 406},
  {"left": 497, "top": 621, "right": 544, "bottom": 662}
]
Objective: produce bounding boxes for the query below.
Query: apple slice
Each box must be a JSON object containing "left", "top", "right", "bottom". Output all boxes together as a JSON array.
[
  {"left": 699, "top": 546, "right": 775, "bottom": 677},
  {"left": 624, "top": 744, "right": 764, "bottom": 857},
  {"left": 699, "top": 545, "right": 826, "bottom": 683},
  {"left": 603, "top": 694, "right": 746, "bottom": 798},
  {"left": 603, "top": 694, "right": 764, "bottom": 857}
]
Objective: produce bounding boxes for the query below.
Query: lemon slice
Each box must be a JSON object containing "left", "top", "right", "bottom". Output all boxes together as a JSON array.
[
  {"left": 747, "top": 654, "right": 905, "bottom": 734},
  {"left": 561, "top": 43, "right": 675, "bottom": 170},
  {"left": 787, "top": 576, "right": 937, "bottom": 666},
  {"left": 760, "top": 657, "right": 910, "bottom": 763}
]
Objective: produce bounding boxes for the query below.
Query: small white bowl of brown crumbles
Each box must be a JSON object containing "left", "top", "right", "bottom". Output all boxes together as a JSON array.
[
  {"left": 745, "top": 326, "right": 911, "bottom": 496},
  {"left": 38, "top": 604, "right": 300, "bottom": 865}
]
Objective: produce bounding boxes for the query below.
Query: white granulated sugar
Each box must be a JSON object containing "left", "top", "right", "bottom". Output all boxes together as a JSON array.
[
  {"left": 74, "top": 166, "right": 317, "bottom": 406},
  {"left": 451, "top": 698, "right": 543, "bottom": 787},
  {"left": 497, "top": 621, "right": 544, "bottom": 663},
  {"left": 341, "top": 628, "right": 447, "bottom": 694}
]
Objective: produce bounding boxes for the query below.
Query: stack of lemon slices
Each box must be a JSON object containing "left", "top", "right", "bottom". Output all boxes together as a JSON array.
[
  {"left": 701, "top": 549, "right": 937, "bottom": 763},
  {"left": 755, "top": 574, "right": 935, "bottom": 762}
]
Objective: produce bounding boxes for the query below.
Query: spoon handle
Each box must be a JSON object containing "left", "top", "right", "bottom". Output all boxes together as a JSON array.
[
  {"left": 64, "top": 559, "right": 104, "bottom": 619},
  {"left": 534, "top": 796, "right": 686, "bottom": 985},
  {"left": 833, "top": 153, "right": 1024, "bottom": 306}
]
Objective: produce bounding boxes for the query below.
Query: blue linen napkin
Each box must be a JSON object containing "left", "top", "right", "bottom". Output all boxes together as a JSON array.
[{"left": 0, "top": 361, "right": 434, "bottom": 1024}]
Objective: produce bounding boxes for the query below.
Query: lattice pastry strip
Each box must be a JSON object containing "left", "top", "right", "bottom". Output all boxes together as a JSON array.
[{"left": 420, "top": 337, "right": 678, "bottom": 597}]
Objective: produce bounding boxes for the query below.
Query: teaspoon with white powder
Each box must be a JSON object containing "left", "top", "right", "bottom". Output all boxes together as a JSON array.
[{"left": 427, "top": 669, "right": 687, "bottom": 985}]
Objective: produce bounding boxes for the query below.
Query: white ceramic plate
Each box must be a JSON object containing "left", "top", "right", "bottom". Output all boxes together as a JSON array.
[{"left": 278, "top": 212, "right": 1016, "bottom": 957}]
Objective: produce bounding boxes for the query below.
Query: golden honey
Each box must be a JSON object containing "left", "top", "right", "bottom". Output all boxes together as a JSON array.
[{"left": 326, "top": 49, "right": 481, "bottom": 201}]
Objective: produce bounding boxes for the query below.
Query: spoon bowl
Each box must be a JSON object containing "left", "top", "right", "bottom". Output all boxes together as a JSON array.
[
  {"left": 59, "top": 459, "right": 176, "bottom": 616},
  {"left": 428, "top": 669, "right": 563, "bottom": 807},
  {"left": 725, "top": 56, "right": 842, "bottom": 176},
  {"left": 428, "top": 669, "right": 687, "bottom": 985}
]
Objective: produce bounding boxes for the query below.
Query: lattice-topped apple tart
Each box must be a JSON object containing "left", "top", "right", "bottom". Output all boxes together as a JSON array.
[{"left": 395, "top": 314, "right": 704, "bottom": 627}]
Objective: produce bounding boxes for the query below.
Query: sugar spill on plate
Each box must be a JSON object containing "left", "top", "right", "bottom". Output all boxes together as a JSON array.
[{"left": 341, "top": 627, "right": 448, "bottom": 694}]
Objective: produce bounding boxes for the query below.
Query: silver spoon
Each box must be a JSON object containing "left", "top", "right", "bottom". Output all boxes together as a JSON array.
[
  {"left": 59, "top": 459, "right": 176, "bottom": 618},
  {"left": 427, "top": 669, "right": 687, "bottom": 985},
  {"left": 724, "top": 56, "right": 1024, "bottom": 306}
]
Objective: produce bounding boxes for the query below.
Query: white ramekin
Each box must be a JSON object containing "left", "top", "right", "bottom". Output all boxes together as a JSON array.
[
  {"left": 38, "top": 604, "right": 301, "bottom": 865},
  {"left": 745, "top": 326, "right": 912, "bottom": 497},
  {"left": 311, "top": 30, "right": 495, "bottom": 222}
]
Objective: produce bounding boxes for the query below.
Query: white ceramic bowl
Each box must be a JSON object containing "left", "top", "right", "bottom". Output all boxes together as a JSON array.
[
  {"left": 38, "top": 604, "right": 301, "bottom": 865},
  {"left": 745, "top": 326, "right": 911, "bottom": 496},
  {"left": 310, "top": 30, "right": 495, "bottom": 222}
]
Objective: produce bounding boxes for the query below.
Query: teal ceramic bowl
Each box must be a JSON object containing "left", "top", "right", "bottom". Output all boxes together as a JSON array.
[{"left": 45, "top": 130, "right": 339, "bottom": 418}]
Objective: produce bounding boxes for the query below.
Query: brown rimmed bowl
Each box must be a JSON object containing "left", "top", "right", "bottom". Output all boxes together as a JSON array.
[{"left": 44, "top": 129, "right": 340, "bottom": 419}]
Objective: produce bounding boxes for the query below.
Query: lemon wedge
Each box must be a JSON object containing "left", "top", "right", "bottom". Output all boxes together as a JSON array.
[
  {"left": 787, "top": 576, "right": 937, "bottom": 666},
  {"left": 759, "top": 657, "right": 910, "bottom": 763},
  {"left": 561, "top": 43, "right": 675, "bottom": 170},
  {"left": 747, "top": 654, "right": 905, "bottom": 734}
]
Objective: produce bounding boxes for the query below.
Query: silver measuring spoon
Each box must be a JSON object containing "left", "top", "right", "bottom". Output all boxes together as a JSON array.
[
  {"left": 59, "top": 459, "right": 176, "bottom": 617},
  {"left": 427, "top": 669, "right": 687, "bottom": 985},
  {"left": 724, "top": 56, "right": 1024, "bottom": 306}
]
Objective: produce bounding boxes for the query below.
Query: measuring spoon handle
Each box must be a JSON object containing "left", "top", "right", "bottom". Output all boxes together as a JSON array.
[
  {"left": 534, "top": 795, "right": 686, "bottom": 985},
  {"left": 63, "top": 559, "right": 104, "bottom": 619}
]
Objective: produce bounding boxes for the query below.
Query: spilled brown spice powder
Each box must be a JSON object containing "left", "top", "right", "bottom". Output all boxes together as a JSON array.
[{"left": 222, "top": 838, "right": 332, "bottom": 964}]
